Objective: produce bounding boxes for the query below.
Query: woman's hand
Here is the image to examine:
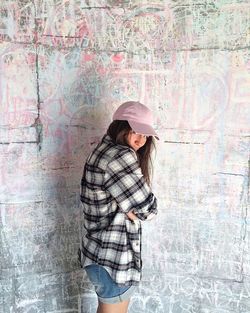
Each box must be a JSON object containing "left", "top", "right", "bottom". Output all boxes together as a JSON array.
[{"left": 126, "top": 210, "right": 138, "bottom": 221}]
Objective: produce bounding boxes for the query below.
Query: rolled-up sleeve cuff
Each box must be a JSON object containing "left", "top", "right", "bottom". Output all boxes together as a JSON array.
[{"left": 134, "top": 206, "right": 158, "bottom": 221}]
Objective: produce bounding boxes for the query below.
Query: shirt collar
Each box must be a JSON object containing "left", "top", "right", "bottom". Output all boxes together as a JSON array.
[{"left": 102, "top": 133, "right": 136, "bottom": 154}]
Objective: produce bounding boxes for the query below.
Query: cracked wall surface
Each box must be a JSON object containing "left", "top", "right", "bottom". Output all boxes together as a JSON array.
[{"left": 0, "top": 1, "right": 249, "bottom": 312}]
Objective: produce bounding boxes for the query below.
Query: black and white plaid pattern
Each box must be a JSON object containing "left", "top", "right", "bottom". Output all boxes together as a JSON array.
[{"left": 78, "top": 134, "right": 158, "bottom": 286}]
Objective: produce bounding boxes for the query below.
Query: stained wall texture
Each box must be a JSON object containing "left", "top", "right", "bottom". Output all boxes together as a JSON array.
[{"left": 0, "top": 0, "right": 250, "bottom": 312}]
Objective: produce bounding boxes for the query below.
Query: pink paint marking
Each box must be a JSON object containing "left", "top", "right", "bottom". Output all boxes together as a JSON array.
[
  {"left": 83, "top": 53, "right": 95, "bottom": 62},
  {"left": 26, "top": 53, "right": 36, "bottom": 65},
  {"left": 111, "top": 54, "right": 124, "bottom": 63}
]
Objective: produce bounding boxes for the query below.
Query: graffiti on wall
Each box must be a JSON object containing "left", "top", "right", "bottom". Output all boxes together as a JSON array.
[{"left": 0, "top": 0, "right": 249, "bottom": 312}]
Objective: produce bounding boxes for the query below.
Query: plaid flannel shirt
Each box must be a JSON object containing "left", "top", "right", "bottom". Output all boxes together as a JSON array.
[{"left": 78, "top": 134, "right": 158, "bottom": 286}]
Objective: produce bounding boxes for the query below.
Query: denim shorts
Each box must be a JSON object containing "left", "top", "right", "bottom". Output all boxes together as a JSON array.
[{"left": 84, "top": 264, "right": 136, "bottom": 304}]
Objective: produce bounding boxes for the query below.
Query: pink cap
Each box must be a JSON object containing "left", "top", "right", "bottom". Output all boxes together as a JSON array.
[{"left": 113, "top": 101, "right": 159, "bottom": 140}]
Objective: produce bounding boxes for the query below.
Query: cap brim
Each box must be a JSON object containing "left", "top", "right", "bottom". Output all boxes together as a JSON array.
[{"left": 128, "top": 121, "right": 159, "bottom": 140}]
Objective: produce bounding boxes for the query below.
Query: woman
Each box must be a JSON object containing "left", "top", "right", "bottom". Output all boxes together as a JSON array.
[{"left": 78, "top": 101, "right": 159, "bottom": 313}]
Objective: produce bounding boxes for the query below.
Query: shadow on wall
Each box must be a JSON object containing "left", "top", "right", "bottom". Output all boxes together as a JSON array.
[
  {"left": 71, "top": 100, "right": 114, "bottom": 312},
  {"left": 42, "top": 70, "right": 114, "bottom": 312}
]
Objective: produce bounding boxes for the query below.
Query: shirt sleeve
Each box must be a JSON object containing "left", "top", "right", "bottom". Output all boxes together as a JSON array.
[{"left": 104, "top": 149, "right": 158, "bottom": 221}]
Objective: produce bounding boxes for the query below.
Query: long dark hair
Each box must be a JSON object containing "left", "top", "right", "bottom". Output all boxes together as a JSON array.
[{"left": 107, "top": 120, "right": 156, "bottom": 186}]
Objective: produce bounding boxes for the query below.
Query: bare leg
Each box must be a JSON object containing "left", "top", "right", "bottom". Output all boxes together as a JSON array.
[{"left": 97, "top": 299, "right": 130, "bottom": 313}]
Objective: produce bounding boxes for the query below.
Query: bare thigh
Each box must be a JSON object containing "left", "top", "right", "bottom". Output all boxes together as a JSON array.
[{"left": 97, "top": 299, "right": 130, "bottom": 313}]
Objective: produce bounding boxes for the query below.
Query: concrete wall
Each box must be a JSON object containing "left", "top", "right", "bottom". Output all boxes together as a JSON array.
[{"left": 0, "top": 0, "right": 249, "bottom": 312}]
